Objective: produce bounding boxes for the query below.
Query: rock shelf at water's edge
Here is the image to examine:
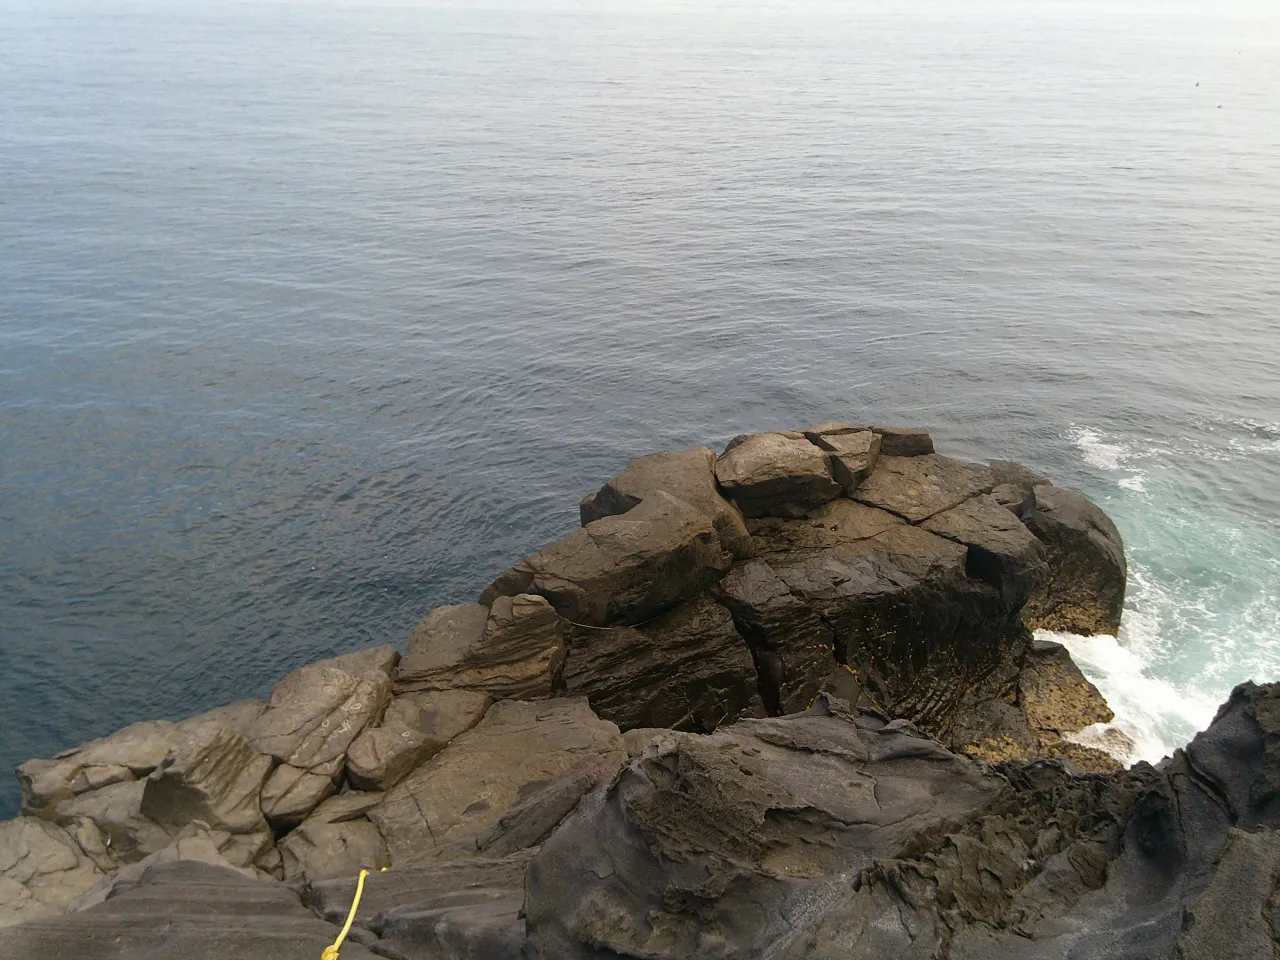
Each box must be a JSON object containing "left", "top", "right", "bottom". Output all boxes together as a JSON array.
[{"left": 2, "top": 423, "right": 1272, "bottom": 959}]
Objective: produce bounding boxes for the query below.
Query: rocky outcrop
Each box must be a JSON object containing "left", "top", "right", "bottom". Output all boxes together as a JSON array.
[
  {"left": 2, "top": 420, "right": 1159, "bottom": 957},
  {"left": 1022, "top": 484, "right": 1127, "bottom": 635},
  {"left": 715, "top": 431, "right": 844, "bottom": 517},
  {"left": 482, "top": 490, "right": 733, "bottom": 626},
  {"left": 580, "top": 446, "right": 754, "bottom": 559}
]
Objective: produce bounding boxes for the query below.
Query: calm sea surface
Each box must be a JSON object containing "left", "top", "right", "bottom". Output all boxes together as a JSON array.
[{"left": 1, "top": 0, "right": 1278, "bottom": 815}]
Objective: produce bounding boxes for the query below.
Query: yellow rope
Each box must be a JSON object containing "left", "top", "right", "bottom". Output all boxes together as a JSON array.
[{"left": 321, "top": 867, "right": 384, "bottom": 960}]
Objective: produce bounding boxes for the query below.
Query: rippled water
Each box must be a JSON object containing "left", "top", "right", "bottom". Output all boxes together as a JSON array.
[{"left": 1, "top": 0, "right": 1278, "bottom": 816}]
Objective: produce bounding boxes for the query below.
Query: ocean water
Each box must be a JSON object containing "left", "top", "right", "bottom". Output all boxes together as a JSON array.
[{"left": 1, "top": 0, "right": 1278, "bottom": 817}]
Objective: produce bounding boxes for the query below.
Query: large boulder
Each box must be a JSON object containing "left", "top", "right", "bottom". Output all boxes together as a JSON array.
[
  {"left": 278, "top": 820, "right": 389, "bottom": 881},
  {"left": 140, "top": 725, "right": 273, "bottom": 836},
  {"left": 712, "top": 558, "right": 836, "bottom": 714},
  {"left": 853, "top": 454, "right": 995, "bottom": 523},
  {"left": 0, "top": 817, "right": 105, "bottom": 928},
  {"left": 523, "top": 697, "right": 1002, "bottom": 959},
  {"left": 869, "top": 425, "right": 935, "bottom": 456},
  {"left": 714, "top": 432, "right": 842, "bottom": 518},
  {"left": 802, "top": 425, "right": 882, "bottom": 492},
  {"left": 395, "top": 595, "right": 565, "bottom": 700},
  {"left": 579, "top": 446, "right": 754, "bottom": 559},
  {"left": 481, "top": 491, "right": 733, "bottom": 626},
  {"left": 765, "top": 524, "right": 1022, "bottom": 729},
  {"left": 259, "top": 764, "right": 337, "bottom": 830},
  {"left": 562, "top": 595, "right": 766, "bottom": 731},
  {"left": 381, "top": 688, "right": 491, "bottom": 741},
  {"left": 921, "top": 492, "right": 1048, "bottom": 604},
  {"left": 1022, "top": 485, "right": 1127, "bottom": 635},
  {"left": 246, "top": 650, "right": 393, "bottom": 778},
  {"left": 367, "top": 698, "right": 625, "bottom": 864}
]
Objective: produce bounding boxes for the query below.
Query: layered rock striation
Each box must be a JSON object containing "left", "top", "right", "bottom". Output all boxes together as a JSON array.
[{"left": 10, "top": 422, "right": 1265, "bottom": 960}]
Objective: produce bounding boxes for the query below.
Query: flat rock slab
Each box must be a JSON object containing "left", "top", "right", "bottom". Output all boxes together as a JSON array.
[
  {"left": 382, "top": 688, "right": 491, "bottom": 742},
  {"left": 580, "top": 446, "right": 753, "bottom": 560},
  {"left": 481, "top": 491, "right": 732, "bottom": 627},
  {"left": 746, "top": 499, "right": 903, "bottom": 557},
  {"left": 368, "top": 698, "right": 625, "bottom": 865},
  {"left": 311, "top": 853, "right": 533, "bottom": 960},
  {"left": 0, "top": 860, "right": 380, "bottom": 960},
  {"left": 524, "top": 697, "right": 1001, "bottom": 959},
  {"left": 562, "top": 595, "right": 765, "bottom": 732},
  {"left": 854, "top": 454, "right": 995, "bottom": 523},
  {"left": 395, "top": 595, "right": 565, "bottom": 700},
  {"left": 715, "top": 433, "right": 842, "bottom": 518},
  {"left": 870, "top": 426, "right": 935, "bottom": 456}
]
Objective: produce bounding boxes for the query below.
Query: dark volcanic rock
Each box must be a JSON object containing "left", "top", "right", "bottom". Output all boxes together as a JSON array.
[
  {"left": 854, "top": 453, "right": 995, "bottom": 523},
  {"left": 523, "top": 696, "right": 1003, "bottom": 959},
  {"left": 766, "top": 523, "right": 1024, "bottom": 729},
  {"left": 745, "top": 498, "right": 903, "bottom": 556},
  {"left": 481, "top": 491, "right": 733, "bottom": 626},
  {"left": 712, "top": 558, "right": 837, "bottom": 714},
  {"left": 562, "top": 595, "right": 766, "bottom": 731},
  {"left": 1022, "top": 484, "right": 1127, "bottom": 635},
  {"left": 714, "top": 432, "right": 843, "bottom": 518},
  {"left": 922, "top": 492, "right": 1048, "bottom": 604},
  {"left": 579, "top": 446, "right": 754, "bottom": 560}
]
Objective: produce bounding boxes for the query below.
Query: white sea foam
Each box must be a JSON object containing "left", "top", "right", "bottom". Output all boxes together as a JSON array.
[
  {"left": 1043, "top": 630, "right": 1219, "bottom": 765},
  {"left": 1066, "top": 425, "right": 1128, "bottom": 472}
]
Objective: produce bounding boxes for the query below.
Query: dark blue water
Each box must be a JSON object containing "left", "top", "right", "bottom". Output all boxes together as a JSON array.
[{"left": 2, "top": 0, "right": 1278, "bottom": 816}]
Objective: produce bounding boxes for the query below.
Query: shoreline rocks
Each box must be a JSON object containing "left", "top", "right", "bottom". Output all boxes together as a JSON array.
[{"left": 11, "top": 420, "right": 1250, "bottom": 960}]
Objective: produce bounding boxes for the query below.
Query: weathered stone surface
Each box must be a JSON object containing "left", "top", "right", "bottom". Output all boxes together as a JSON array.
[
  {"left": 714, "top": 432, "right": 842, "bottom": 518},
  {"left": 853, "top": 454, "right": 995, "bottom": 523},
  {"left": 346, "top": 725, "right": 444, "bottom": 792},
  {"left": 745, "top": 498, "right": 903, "bottom": 557},
  {"left": 321, "top": 644, "right": 401, "bottom": 683},
  {"left": 0, "top": 817, "right": 105, "bottom": 928},
  {"left": 141, "top": 725, "right": 273, "bottom": 836},
  {"left": 562, "top": 595, "right": 765, "bottom": 732},
  {"left": 922, "top": 492, "right": 1048, "bottom": 603},
  {"left": 579, "top": 446, "right": 754, "bottom": 560},
  {"left": 368, "top": 698, "right": 625, "bottom": 865},
  {"left": 523, "top": 697, "right": 1002, "bottom": 959},
  {"left": 396, "top": 594, "right": 565, "bottom": 699},
  {"left": 381, "top": 688, "right": 491, "bottom": 742},
  {"left": 806, "top": 428, "right": 882, "bottom": 492},
  {"left": 17, "top": 720, "right": 178, "bottom": 816},
  {"left": 1022, "top": 484, "right": 1127, "bottom": 635},
  {"left": 278, "top": 820, "right": 388, "bottom": 881},
  {"left": 303, "top": 791, "right": 385, "bottom": 826},
  {"left": 4, "top": 860, "right": 382, "bottom": 959},
  {"left": 259, "top": 764, "right": 336, "bottom": 830},
  {"left": 310, "top": 853, "right": 533, "bottom": 960},
  {"left": 1018, "top": 638, "right": 1113, "bottom": 743},
  {"left": 246, "top": 656, "right": 391, "bottom": 775},
  {"left": 869, "top": 425, "right": 935, "bottom": 456},
  {"left": 712, "top": 558, "right": 836, "bottom": 714},
  {"left": 52, "top": 779, "right": 172, "bottom": 866},
  {"left": 766, "top": 524, "right": 1022, "bottom": 727},
  {"left": 481, "top": 491, "right": 732, "bottom": 626}
]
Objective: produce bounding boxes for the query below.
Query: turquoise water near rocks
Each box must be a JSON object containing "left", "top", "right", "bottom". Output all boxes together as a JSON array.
[{"left": 1, "top": 0, "right": 1278, "bottom": 816}]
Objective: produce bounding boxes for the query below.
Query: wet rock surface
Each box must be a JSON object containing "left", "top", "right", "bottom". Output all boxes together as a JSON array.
[{"left": 12, "top": 421, "right": 1247, "bottom": 960}]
